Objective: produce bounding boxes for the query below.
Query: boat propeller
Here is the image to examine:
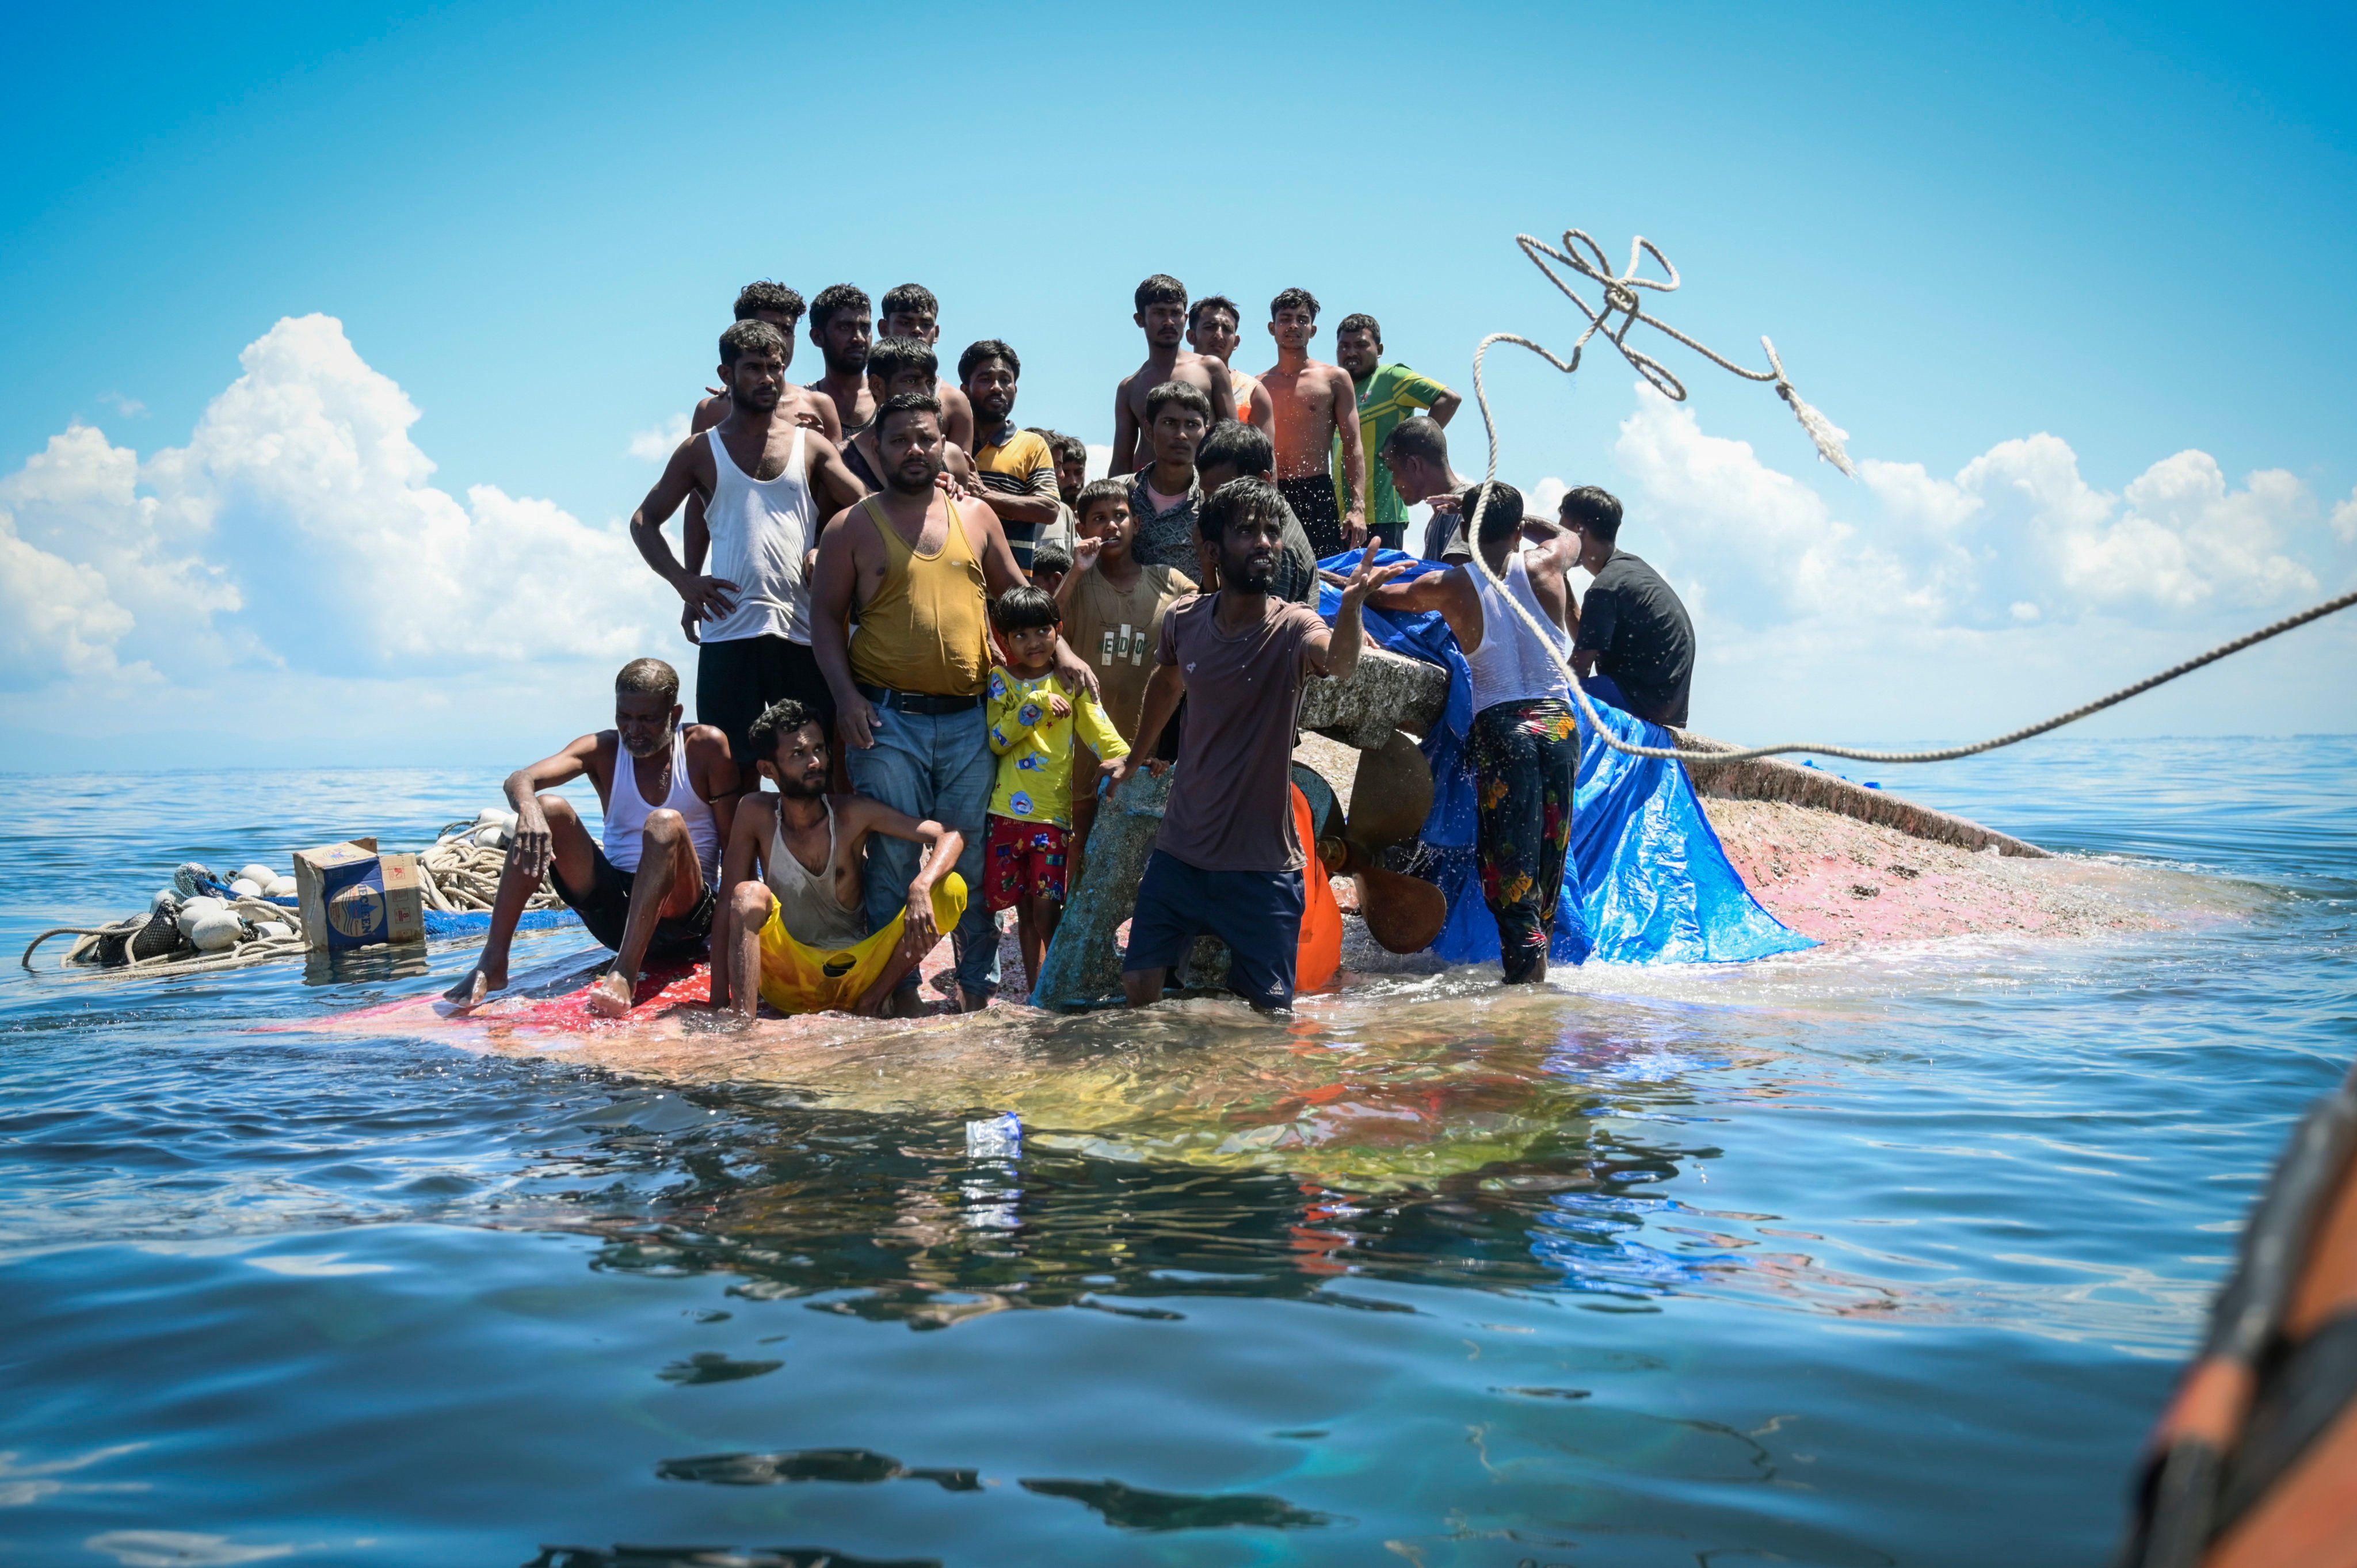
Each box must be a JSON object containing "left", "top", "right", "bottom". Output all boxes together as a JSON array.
[{"left": 1307, "top": 731, "right": 1450, "bottom": 955}]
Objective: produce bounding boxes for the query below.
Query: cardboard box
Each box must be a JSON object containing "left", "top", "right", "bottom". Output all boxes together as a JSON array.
[{"left": 294, "top": 837, "right": 425, "bottom": 951}]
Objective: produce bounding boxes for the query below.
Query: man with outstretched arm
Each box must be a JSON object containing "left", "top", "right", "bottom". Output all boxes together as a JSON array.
[
  {"left": 807, "top": 391, "right": 1100, "bottom": 1013},
  {"left": 1112, "top": 274, "right": 1237, "bottom": 474},
  {"left": 1107, "top": 478, "right": 1401, "bottom": 1010},
  {"left": 629, "top": 320, "right": 869, "bottom": 784},
  {"left": 442, "top": 659, "right": 738, "bottom": 1017},
  {"left": 710, "top": 699, "right": 968, "bottom": 1021},
  {"left": 1258, "top": 288, "right": 1367, "bottom": 556},
  {"left": 1360, "top": 482, "right": 1582, "bottom": 983},
  {"left": 1380, "top": 417, "right": 1474, "bottom": 563},
  {"left": 803, "top": 283, "right": 876, "bottom": 439}
]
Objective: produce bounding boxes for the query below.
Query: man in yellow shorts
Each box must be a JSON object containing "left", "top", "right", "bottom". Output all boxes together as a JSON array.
[{"left": 709, "top": 697, "right": 968, "bottom": 1021}]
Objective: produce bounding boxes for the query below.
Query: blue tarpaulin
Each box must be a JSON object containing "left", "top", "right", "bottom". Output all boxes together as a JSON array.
[{"left": 1318, "top": 549, "right": 1811, "bottom": 967}]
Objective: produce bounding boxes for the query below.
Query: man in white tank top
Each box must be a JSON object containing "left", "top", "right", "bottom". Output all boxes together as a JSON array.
[
  {"left": 441, "top": 659, "right": 740, "bottom": 1017},
  {"left": 708, "top": 697, "right": 970, "bottom": 1021},
  {"left": 1359, "top": 482, "right": 1585, "bottom": 985},
  {"left": 627, "top": 319, "right": 869, "bottom": 788}
]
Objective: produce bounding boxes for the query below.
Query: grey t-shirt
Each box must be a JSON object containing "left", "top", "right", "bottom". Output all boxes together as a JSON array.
[
  {"left": 1574, "top": 551, "right": 1694, "bottom": 727},
  {"left": 1153, "top": 593, "right": 1326, "bottom": 872}
]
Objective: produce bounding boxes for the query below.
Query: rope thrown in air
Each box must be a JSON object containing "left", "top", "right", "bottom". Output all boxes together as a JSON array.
[{"left": 1459, "top": 227, "right": 2357, "bottom": 766}]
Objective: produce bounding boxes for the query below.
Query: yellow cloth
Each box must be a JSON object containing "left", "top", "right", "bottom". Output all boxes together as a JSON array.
[
  {"left": 986, "top": 667, "right": 1129, "bottom": 827},
  {"left": 972, "top": 428, "right": 1056, "bottom": 498},
  {"left": 756, "top": 872, "right": 968, "bottom": 1015},
  {"left": 847, "top": 495, "right": 992, "bottom": 696}
]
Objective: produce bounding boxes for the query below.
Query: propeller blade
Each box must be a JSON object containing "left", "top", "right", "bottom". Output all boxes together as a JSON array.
[
  {"left": 1345, "top": 731, "right": 1434, "bottom": 855},
  {"left": 1355, "top": 865, "right": 1449, "bottom": 954}
]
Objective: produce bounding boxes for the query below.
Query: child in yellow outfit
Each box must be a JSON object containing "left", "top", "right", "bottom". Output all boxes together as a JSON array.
[{"left": 985, "top": 584, "right": 1130, "bottom": 993}]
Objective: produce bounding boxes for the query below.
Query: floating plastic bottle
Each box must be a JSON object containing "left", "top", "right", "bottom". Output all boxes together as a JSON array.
[{"left": 964, "top": 1111, "right": 1021, "bottom": 1161}]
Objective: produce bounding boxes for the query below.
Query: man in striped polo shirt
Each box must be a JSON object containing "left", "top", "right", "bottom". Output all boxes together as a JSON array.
[{"left": 959, "top": 338, "right": 1064, "bottom": 571}]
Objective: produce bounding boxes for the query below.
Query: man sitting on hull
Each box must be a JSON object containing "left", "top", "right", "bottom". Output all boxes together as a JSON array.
[
  {"left": 710, "top": 699, "right": 968, "bottom": 1021},
  {"left": 443, "top": 659, "right": 739, "bottom": 1017}
]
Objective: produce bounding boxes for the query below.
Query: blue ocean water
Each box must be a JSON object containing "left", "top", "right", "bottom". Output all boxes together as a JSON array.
[{"left": 1, "top": 738, "right": 2350, "bottom": 1567}]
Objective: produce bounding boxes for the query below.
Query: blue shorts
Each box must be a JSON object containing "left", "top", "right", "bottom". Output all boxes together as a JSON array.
[{"left": 1123, "top": 849, "right": 1305, "bottom": 1009}]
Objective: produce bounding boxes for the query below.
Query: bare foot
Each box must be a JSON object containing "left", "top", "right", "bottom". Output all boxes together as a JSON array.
[
  {"left": 585, "top": 968, "right": 635, "bottom": 1018},
  {"left": 441, "top": 966, "right": 499, "bottom": 1011},
  {"left": 957, "top": 987, "right": 993, "bottom": 1014}
]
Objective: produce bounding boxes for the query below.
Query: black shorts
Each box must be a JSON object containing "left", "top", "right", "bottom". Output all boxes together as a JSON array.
[
  {"left": 1279, "top": 474, "right": 1345, "bottom": 559},
  {"left": 699, "top": 635, "right": 836, "bottom": 779},
  {"left": 554, "top": 842, "right": 716, "bottom": 958},
  {"left": 1122, "top": 849, "right": 1305, "bottom": 1009}
]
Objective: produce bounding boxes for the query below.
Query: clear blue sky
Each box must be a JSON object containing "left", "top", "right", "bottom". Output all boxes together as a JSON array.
[{"left": 3, "top": 0, "right": 2352, "bottom": 766}]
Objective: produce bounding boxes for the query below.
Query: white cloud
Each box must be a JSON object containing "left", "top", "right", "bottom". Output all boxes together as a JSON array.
[
  {"left": 0, "top": 315, "right": 658, "bottom": 693},
  {"left": 628, "top": 411, "right": 690, "bottom": 461},
  {"left": 2329, "top": 486, "right": 2357, "bottom": 543},
  {"left": 98, "top": 392, "right": 146, "bottom": 418}
]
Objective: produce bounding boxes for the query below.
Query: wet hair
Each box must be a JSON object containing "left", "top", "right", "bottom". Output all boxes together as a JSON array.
[
  {"left": 1336, "top": 312, "right": 1381, "bottom": 344},
  {"left": 1143, "top": 380, "right": 1211, "bottom": 425},
  {"left": 808, "top": 283, "right": 871, "bottom": 331},
  {"left": 1188, "top": 294, "right": 1241, "bottom": 330},
  {"left": 719, "top": 318, "right": 789, "bottom": 368},
  {"left": 1074, "top": 478, "right": 1130, "bottom": 521},
  {"left": 865, "top": 335, "right": 939, "bottom": 384},
  {"left": 1030, "top": 540, "right": 1073, "bottom": 578},
  {"left": 1199, "top": 474, "right": 1287, "bottom": 546},
  {"left": 1196, "top": 418, "right": 1273, "bottom": 480},
  {"left": 1383, "top": 415, "right": 1450, "bottom": 466},
  {"left": 734, "top": 281, "right": 806, "bottom": 325},
  {"left": 1270, "top": 287, "right": 1321, "bottom": 319},
  {"left": 989, "top": 583, "right": 1062, "bottom": 634},
  {"left": 615, "top": 658, "right": 680, "bottom": 705},
  {"left": 1559, "top": 484, "right": 1623, "bottom": 542},
  {"left": 1461, "top": 482, "right": 1525, "bottom": 545},
  {"left": 748, "top": 697, "right": 823, "bottom": 762},
  {"left": 1135, "top": 273, "right": 1188, "bottom": 310},
  {"left": 958, "top": 338, "right": 1020, "bottom": 383},
  {"left": 880, "top": 283, "right": 939, "bottom": 321},
  {"left": 875, "top": 391, "right": 943, "bottom": 437}
]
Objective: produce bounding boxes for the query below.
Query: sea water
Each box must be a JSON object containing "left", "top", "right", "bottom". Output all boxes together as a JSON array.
[{"left": 0, "top": 738, "right": 2348, "bottom": 1567}]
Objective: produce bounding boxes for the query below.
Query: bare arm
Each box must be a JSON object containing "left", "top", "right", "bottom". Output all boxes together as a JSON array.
[
  {"left": 978, "top": 468, "right": 1058, "bottom": 528},
  {"left": 1429, "top": 387, "right": 1462, "bottom": 427},
  {"left": 631, "top": 438, "right": 738, "bottom": 627},
  {"left": 1109, "top": 662, "right": 1185, "bottom": 784},
  {"left": 1110, "top": 379, "right": 1141, "bottom": 475},
  {"left": 797, "top": 388, "right": 844, "bottom": 444},
  {"left": 1206, "top": 357, "right": 1237, "bottom": 426},
  {"left": 1306, "top": 548, "right": 1403, "bottom": 682},
  {"left": 708, "top": 795, "right": 775, "bottom": 1010},
  {"left": 967, "top": 501, "right": 1100, "bottom": 697},
  {"left": 803, "top": 435, "right": 870, "bottom": 518},
  {"left": 1246, "top": 379, "right": 1276, "bottom": 436},
  {"left": 684, "top": 726, "right": 741, "bottom": 845},
  {"left": 809, "top": 504, "right": 879, "bottom": 752},
  {"left": 1332, "top": 368, "right": 1368, "bottom": 543},
  {"left": 502, "top": 734, "right": 601, "bottom": 880},
  {"left": 940, "top": 384, "right": 976, "bottom": 451},
  {"left": 1364, "top": 565, "right": 1481, "bottom": 651}
]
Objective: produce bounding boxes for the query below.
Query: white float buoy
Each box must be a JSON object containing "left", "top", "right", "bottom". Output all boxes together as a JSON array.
[
  {"left": 264, "top": 876, "right": 297, "bottom": 899},
  {"left": 150, "top": 888, "right": 181, "bottom": 914},
  {"left": 176, "top": 895, "right": 227, "bottom": 939},
  {"left": 474, "top": 825, "right": 511, "bottom": 849},
  {"left": 230, "top": 878, "right": 263, "bottom": 898},
  {"left": 254, "top": 921, "right": 292, "bottom": 941},
  {"left": 237, "top": 863, "right": 277, "bottom": 888},
  {"left": 188, "top": 910, "right": 243, "bottom": 952}
]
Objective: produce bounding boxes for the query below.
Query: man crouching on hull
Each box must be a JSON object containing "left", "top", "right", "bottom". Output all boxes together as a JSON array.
[
  {"left": 443, "top": 659, "right": 739, "bottom": 1017},
  {"left": 710, "top": 698, "right": 967, "bottom": 1022}
]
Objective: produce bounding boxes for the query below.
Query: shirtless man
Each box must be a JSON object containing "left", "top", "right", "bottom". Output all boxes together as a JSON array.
[
  {"left": 1111, "top": 274, "right": 1238, "bottom": 475},
  {"left": 1258, "top": 287, "right": 1367, "bottom": 557},
  {"left": 710, "top": 698, "right": 967, "bottom": 1022},
  {"left": 629, "top": 320, "right": 871, "bottom": 778},
  {"left": 878, "top": 283, "right": 976, "bottom": 452},
  {"left": 803, "top": 284, "right": 875, "bottom": 440},
  {"left": 1185, "top": 295, "right": 1275, "bottom": 437},
  {"left": 441, "top": 659, "right": 738, "bottom": 1017}
]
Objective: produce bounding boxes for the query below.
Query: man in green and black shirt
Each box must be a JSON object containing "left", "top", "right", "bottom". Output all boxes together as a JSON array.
[{"left": 1334, "top": 313, "right": 1462, "bottom": 551}]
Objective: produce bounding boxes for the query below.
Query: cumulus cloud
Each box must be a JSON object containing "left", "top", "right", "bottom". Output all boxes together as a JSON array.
[
  {"left": 2332, "top": 487, "right": 2357, "bottom": 544},
  {"left": 628, "top": 412, "right": 689, "bottom": 461},
  {"left": 98, "top": 392, "right": 146, "bottom": 418},
  {"left": 0, "top": 314, "right": 657, "bottom": 694}
]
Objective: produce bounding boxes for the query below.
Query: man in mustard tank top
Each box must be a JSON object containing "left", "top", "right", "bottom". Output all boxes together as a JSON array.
[{"left": 808, "top": 391, "right": 1100, "bottom": 1012}]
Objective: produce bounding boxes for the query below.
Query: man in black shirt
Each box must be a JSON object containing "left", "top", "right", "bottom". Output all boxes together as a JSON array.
[{"left": 1562, "top": 486, "right": 1694, "bottom": 728}]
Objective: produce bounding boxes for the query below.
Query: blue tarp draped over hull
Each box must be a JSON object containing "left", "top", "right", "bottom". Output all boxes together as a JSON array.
[{"left": 1318, "top": 550, "right": 1811, "bottom": 967}]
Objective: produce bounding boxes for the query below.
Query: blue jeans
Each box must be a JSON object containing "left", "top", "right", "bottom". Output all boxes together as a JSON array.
[{"left": 845, "top": 700, "right": 1000, "bottom": 999}]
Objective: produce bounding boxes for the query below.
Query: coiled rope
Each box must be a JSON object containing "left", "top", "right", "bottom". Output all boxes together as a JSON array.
[
  {"left": 20, "top": 897, "right": 308, "bottom": 978},
  {"left": 1457, "top": 228, "right": 2357, "bottom": 766}
]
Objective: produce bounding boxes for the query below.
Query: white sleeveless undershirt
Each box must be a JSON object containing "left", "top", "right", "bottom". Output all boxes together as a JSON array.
[
  {"left": 1465, "top": 551, "right": 1573, "bottom": 717},
  {"left": 602, "top": 730, "right": 721, "bottom": 879},
  {"left": 764, "top": 799, "right": 868, "bottom": 948},
  {"left": 701, "top": 425, "right": 816, "bottom": 643}
]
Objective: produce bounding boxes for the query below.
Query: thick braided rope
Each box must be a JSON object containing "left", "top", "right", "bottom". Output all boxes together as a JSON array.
[{"left": 1459, "top": 327, "right": 2357, "bottom": 767}]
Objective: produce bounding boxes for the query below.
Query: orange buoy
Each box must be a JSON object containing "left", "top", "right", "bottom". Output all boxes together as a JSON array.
[{"left": 1294, "top": 784, "right": 1342, "bottom": 994}]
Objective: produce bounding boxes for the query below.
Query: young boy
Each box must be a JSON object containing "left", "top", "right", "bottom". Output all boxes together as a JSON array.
[
  {"left": 985, "top": 585, "right": 1130, "bottom": 994},
  {"left": 1029, "top": 539, "right": 1073, "bottom": 598}
]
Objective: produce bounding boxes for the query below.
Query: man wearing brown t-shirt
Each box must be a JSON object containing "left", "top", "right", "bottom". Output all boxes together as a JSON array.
[{"left": 1108, "top": 478, "right": 1401, "bottom": 1009}]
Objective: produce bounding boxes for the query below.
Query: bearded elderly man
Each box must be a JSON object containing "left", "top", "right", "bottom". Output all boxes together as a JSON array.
[{"left": 443, "top": 658, "right": 740, "bottom": 1018}]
